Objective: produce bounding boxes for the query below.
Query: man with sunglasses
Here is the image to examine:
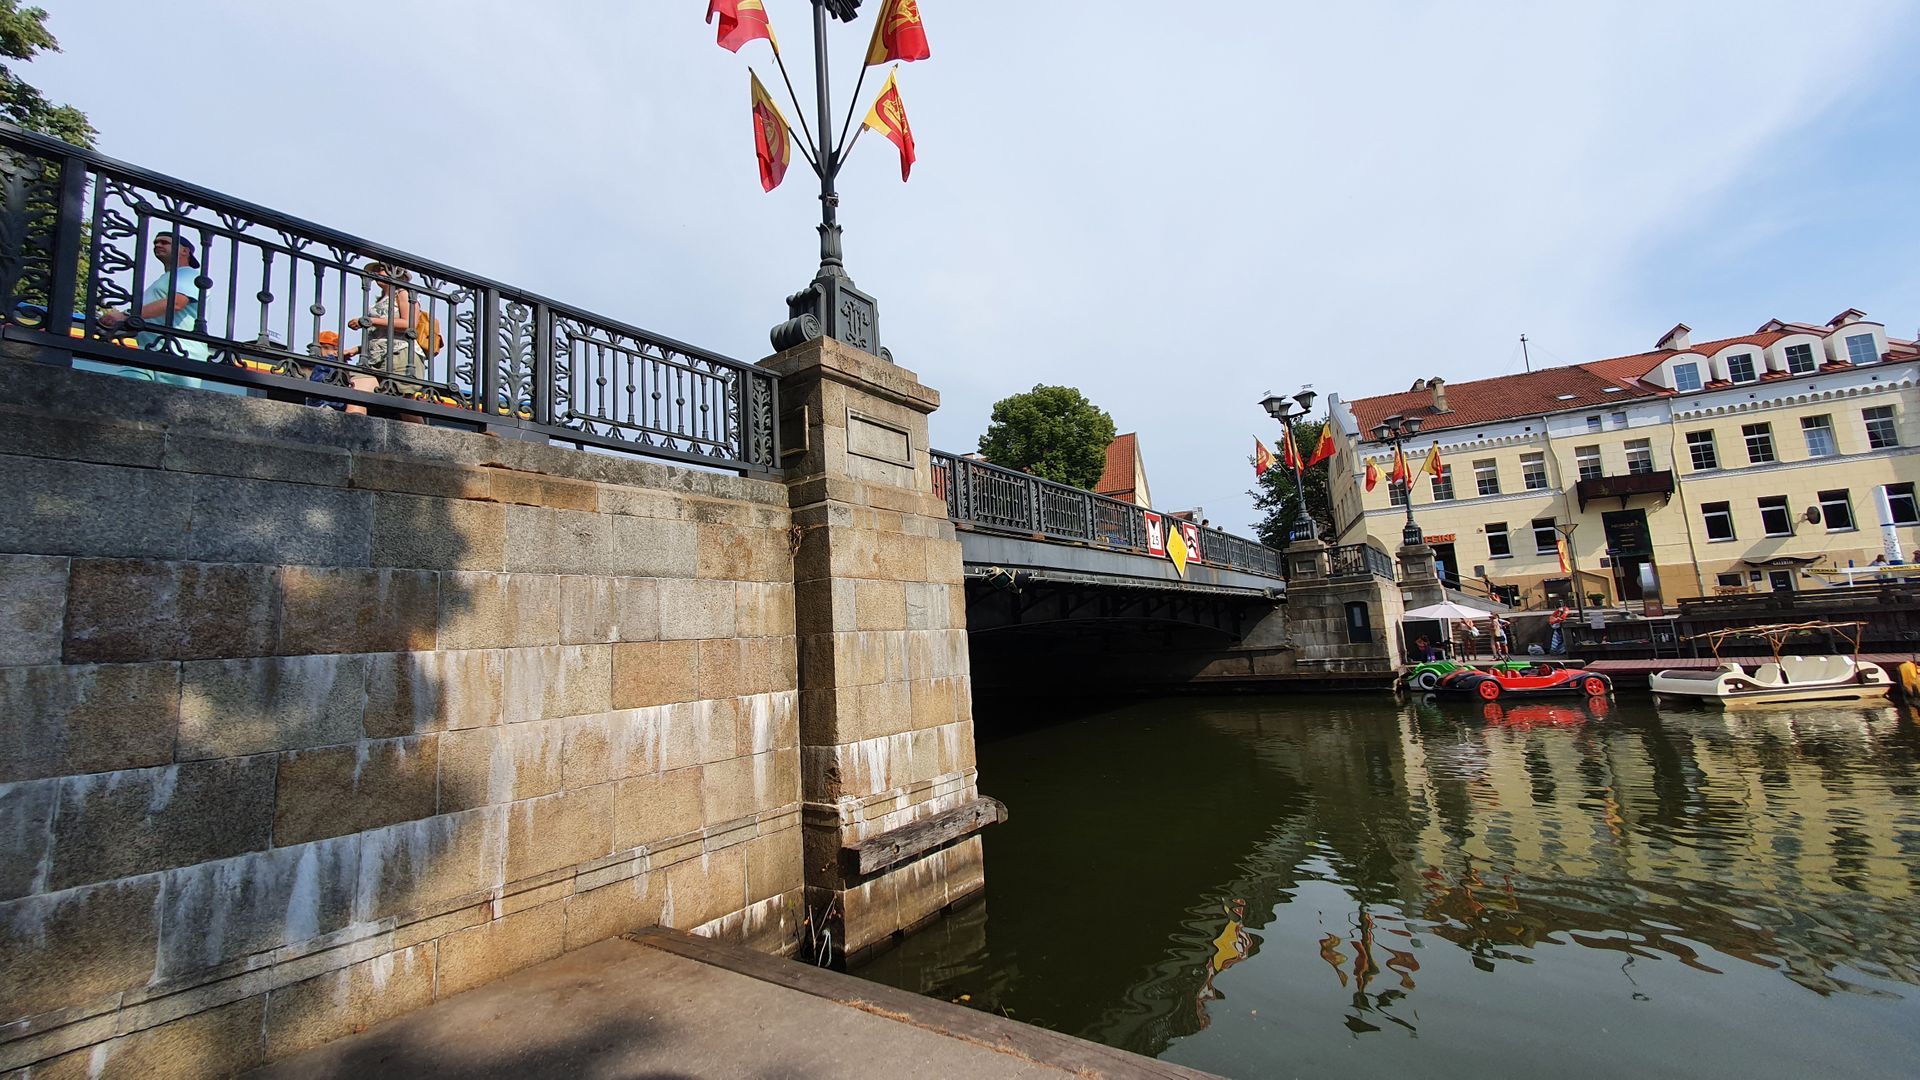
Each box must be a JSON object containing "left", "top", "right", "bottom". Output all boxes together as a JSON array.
[{"left": 97, "top": 231, "right": 207, "bottom": 385}]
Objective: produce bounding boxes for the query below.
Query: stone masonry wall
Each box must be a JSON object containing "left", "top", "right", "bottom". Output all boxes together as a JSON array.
[{"left": 0, "top": 355, "right": 802, "bottom": 1077}]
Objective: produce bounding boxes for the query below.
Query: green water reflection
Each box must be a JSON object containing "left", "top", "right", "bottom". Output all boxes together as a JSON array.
[{"left": 855, "top": 694, "right": 1920, "bottom": 1079}]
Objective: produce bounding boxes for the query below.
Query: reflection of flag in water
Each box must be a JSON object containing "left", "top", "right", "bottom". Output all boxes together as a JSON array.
[{"left": 749, "top": 70, "right": 792, "bottom": 192}]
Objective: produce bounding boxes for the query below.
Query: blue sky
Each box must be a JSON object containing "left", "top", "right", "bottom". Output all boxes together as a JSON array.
[{"left": 30, "top": 1, "right": 1920, "bottom": 533}]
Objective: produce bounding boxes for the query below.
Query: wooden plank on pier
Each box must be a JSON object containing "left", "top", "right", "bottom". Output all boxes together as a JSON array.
[{"left": 842, "top": 796, "right": 1008, "bottom": 878}]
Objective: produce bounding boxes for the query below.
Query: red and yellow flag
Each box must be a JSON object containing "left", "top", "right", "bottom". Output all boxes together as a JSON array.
[
  {"left": 1389, "top": 446, "right": 1411, "bottom": 486},
  {"left": 749, "top": 71, "right": 792, "bottom": 192},
  {"left": 1422, "top": 442, "right": 1444, "bottom": 480},
  {"left": 1305, "top": 425, "right": 1335, "bottom": 468},
  {"left": 1364, "top": 459, "right": 1380, "bottom": 492},
  {"left": 708, "top": 0, "right": 778, "bottom": 53},
  {"left": 1557, "top": 537, "right": 1570, "bottom": 574},
  {"left": 862, "top": 68, "right": 917, "bottom": 180},
  {"left": 1253, "top": 438, "right": 1274, "bottom": 478},
  {"left": 1280, "top": 424, "right": 1300, "bottom": 471},
  {"left": 865, "top": 0, "right": 930, "bottom": 66}
]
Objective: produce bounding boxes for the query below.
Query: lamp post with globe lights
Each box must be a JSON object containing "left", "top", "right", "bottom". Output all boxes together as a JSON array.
[
  {"left": 1259, "top": 389, "right": 1321, "bottom": 543},
  {"left": 1371, "top": 414, "right": 1426, "bottom": 548}
]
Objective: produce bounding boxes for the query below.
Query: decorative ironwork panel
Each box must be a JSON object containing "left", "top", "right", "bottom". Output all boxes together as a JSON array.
[
  {"left": 0, "top": 124, "right": 777, "bottom": 476},
  {"left": 1329, "top": 543, "right": 1395, "bottom": 581}
]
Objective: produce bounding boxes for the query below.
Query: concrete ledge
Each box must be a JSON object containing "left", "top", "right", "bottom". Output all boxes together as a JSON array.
[{"left": 250, "top": 929, "right": 1218, "bottom": 1080}]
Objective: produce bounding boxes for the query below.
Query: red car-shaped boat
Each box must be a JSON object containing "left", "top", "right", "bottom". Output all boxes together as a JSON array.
[{"left": 1451, "top": 663, "right": 1612, "bottom": 702}]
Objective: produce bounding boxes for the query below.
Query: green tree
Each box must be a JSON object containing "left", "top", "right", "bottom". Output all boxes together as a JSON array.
[
  {"left": 1249, "top": 419, "right": 1334, "bottom": 547},
  {"left": 0, "top": 2, "right": 93, "bottom": 146},
  {"left": 976, "top": 384, "right": 1117, "bottom": 489}
]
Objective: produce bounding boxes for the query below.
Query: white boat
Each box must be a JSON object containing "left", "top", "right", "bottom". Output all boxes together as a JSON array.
[{"left": 1648, "top": 621, "right": 1892, "bottom": 707}]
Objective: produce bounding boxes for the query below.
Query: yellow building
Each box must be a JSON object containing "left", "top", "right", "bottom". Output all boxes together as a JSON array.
[{"left": 1329, "top": 311, "right": 1920, "bottom": 608}]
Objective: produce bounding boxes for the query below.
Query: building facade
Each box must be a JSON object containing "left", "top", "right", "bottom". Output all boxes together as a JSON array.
[{"left": 1328, "top": 311, "right": 1920, "bottom": 609}]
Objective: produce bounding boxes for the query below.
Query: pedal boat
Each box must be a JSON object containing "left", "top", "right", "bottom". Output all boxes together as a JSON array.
[{"left": 1649, "top": 621, "right": 1892, "bottom": 707}]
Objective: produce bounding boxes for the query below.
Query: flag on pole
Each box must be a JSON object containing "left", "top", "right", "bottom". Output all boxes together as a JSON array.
[
  {"left": 1253, "top": 438, "right": 1274, "bottom": 478},
  {"left": 1422, "top": 442, "right": 1444, "bottom": 481},
  {"left": 708, "top": 0, "right": 778, "bottom": 53},
  {"left": 1389, "top": 446, "right": 1411, "bottom": 487},
  {"left": 1557, "top": 537, "right": 1570, "bottom": 574},
  {"left": 862, "top": 68, "right": 917, "bottom": 180},
  {"left": 865, "top": 0, "right": 930, "bottom": 65},
  {"left": 1280, "top": 424, "right": 1300, "bottom": 471},
  {"left": 749, "top": 71, "right": 792, "bottom": 191},
  {"left": 1364, "top": 459, "right": 1380, "bottom": 492},
  {"left": 1305, "top": 425, "right": 1335, "bottom": 468}
]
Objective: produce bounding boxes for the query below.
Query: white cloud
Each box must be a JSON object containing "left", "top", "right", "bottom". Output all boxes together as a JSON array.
[{"left": 31, "top": 0, "right": 1920, "bottom": 532}]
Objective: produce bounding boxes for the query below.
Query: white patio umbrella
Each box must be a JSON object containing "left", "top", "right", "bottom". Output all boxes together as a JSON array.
[{"left": 1403, "top": 601, "right": 1496, "bottom": 621}]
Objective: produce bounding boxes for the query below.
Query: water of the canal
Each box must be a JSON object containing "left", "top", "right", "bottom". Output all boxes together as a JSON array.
[{"left": 855, "top": 692, "right": 1920, "bottom": 1079}]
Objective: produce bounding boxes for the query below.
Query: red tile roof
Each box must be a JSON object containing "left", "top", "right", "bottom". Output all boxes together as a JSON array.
[
  {"left": 1350, "top": 323, "right": 1917, "bottom": 443},
  {"left": 1095, "top": 433, "right": 1141, "bottom": 502}
]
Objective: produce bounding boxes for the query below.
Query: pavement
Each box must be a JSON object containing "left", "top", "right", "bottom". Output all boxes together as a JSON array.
[{"left": 249, "top": 929, "right": 1217, "bottom": 1080}]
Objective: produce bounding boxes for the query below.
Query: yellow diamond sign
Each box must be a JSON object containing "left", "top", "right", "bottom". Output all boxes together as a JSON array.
[{"left": 1167, "top": 523, "right": 1189, "bottom": 577}]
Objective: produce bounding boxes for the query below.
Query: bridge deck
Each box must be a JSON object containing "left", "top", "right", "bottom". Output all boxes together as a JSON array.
[{"left": 249, "top": 929, "right": 1214, "bottom": 1080}]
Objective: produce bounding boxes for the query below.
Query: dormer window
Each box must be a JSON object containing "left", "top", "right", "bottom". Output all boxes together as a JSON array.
[
  {"left": 1727, "top": 353, "right": 1758, "bottom": 383},
  {"left": 1673, "top": 362, "right": 1702, "bottom": 391},
  {"left": 1784, "top": 343, "right": 1815, "bottom": 375},
  {"left": 1845, "top": 333, "right": 1878, "bottom": 365}
]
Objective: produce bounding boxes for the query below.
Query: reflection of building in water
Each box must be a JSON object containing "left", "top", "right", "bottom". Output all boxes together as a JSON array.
[{"left": 1391, "top": 705, "right": 1920, "bottom": 995}]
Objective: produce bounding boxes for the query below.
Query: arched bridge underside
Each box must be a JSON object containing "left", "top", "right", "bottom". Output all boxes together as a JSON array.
[{"left": 956, "top": 530, "right": 1293, "bottom": 696}]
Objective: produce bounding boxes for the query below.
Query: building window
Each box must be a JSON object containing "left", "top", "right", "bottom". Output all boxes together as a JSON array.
[
  {"left": 1727, "top": 353, "right": 1758, "bottom": 383},
  {"left": 1685, "top": 430, "right": 1718, "bottom": 470},
  {"left": 1486, "top": 522, "right": 1510, "bottom": 558},
  {"left": 1388, "top": 480, "right": 1408, "bottom": 507},
  {"left": 1520, "top": 452, "right": 1548, "bottom": 491},
  {"left": 1716, "top": 571, "right": 1744, "bottom": 587},
  {"left": 1431, "top": 469, "right": 1455, "bottom": 501},
  {"left": 1864, "top": 405, "right": 1898, "bottom": 449},
  {"left": 1533, "top": 518, "right": 1558, "bottom": 555},
  {"left": 1610, "top": 411, "right": 1628, "bottom": 428},
  {"left": 1475, "top": 459, "right": 1500, "bottom": 496},
  {"left": 1818, "top": 489, "right": 1855, "bottom": 532},
  {"left": 1759, "top": 495, "right": 1792, "bottom": 537},
  {"left": 1801, "top": 415, "right": 1837, "bottom": 458},
  {"left": 1575, "top": 445, "right": 1602, "bottom": 481},
  {"left": 1586, "top": 415, "right": 1602, "bottom": 433},
  {"left": 1673, "top": 362, "right": 1701, "bottom": 392},
  {"left": 1743, "top": 422, "right": 1775, "bottom": 464},
  {"left": 1845, "top": 333, "right": 1878, "bottom": 365},
  {"left": 1624, "top": 439, "right": 1654, "bottom": 474},
  {"left": 1702, "top": 501, "right": 1735, "bottom": 541},
  {"left": 1886, "top": 483, "right": 1920, "bottom": 526},
  {"left": 1784, "top": 343, "right": 1815, "bottom": 375}
]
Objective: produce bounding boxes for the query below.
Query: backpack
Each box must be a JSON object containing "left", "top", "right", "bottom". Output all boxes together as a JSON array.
[{"left": 413, "top": 306, "right": 444, "bottom": 356}]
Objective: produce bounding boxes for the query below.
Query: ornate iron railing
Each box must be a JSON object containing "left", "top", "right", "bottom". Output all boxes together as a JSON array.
[
  {"left": 930, "top": 450, "right": 1285, "bottom": 579},
  {"left": 0, "top": 124, "right": 778, "bottom": 474},
  {"left": 1328, "top": 543, "right": 1397, "bottom": 581}
]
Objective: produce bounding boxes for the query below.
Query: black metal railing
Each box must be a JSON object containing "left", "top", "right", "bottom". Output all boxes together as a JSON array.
[
  {"left": 0, "top": 124, "right": 778, "bottom": 474},
  {"left": 930, "top": 450, "right": 1285, "bottom": 579},
  {"left": 1328, "top": 543, "right": 1396, "bottom": 581}
]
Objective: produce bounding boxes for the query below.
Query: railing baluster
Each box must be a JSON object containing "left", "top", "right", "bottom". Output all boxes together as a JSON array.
[{"left": 45, "top": 153, "right": 84, "bottom": 327}]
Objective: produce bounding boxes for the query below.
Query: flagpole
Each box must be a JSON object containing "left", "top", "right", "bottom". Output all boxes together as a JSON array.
[
  {"left": 811, "top": 0, "right": 844, "bottom": 276},
  {"left": 839, "top": 108, "right": 869, "bottom": 162},
  {"left": 834, "top": 62, "right": 873, "bottom": 161},
  {"left": 769, "top": 47, "right": 823, "bottom": 170}
]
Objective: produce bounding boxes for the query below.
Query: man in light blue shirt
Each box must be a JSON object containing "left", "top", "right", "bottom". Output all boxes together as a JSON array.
[{"left": 95, "top": 231, "right": 206, "bottom": 387}]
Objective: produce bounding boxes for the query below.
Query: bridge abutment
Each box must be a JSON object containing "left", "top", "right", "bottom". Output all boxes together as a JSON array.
[{"left": 760, "top": 339, "right": 994, "bottom": 964}]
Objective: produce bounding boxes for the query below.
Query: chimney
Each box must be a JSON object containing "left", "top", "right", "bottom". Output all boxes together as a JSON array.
[
  {"left": 1656, "top": 323, "right": 1691, "bottom": 352},
  {"left": 1430, "top": 377, "right": 1451, "bottom": 414},
  {"left": 1410, "top": 378, "right": 1427, "bottom": 391}
]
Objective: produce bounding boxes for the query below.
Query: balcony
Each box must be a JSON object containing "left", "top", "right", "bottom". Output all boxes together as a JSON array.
[{"left": 1576, "top": 469, "right": 1675, "bottom": 509}]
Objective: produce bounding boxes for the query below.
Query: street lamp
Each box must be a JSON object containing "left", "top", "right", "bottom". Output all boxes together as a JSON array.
[
  {"left": 1259, "top": 388, "right": 1320, "bottom": 543},
  {"left": 1370, "top": 414, "right": 1425, "bottom": 548}
]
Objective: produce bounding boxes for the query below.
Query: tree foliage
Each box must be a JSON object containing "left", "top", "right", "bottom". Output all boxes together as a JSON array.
[
  {"left": 1249, "top": 419, "right": 1334, "bottom": 547},
  {"left": 0, "top": 2, "right": 93, "bottom": 147},
  {"left": 976, "top": 384, "right": 1117, "bottom": 490}
]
